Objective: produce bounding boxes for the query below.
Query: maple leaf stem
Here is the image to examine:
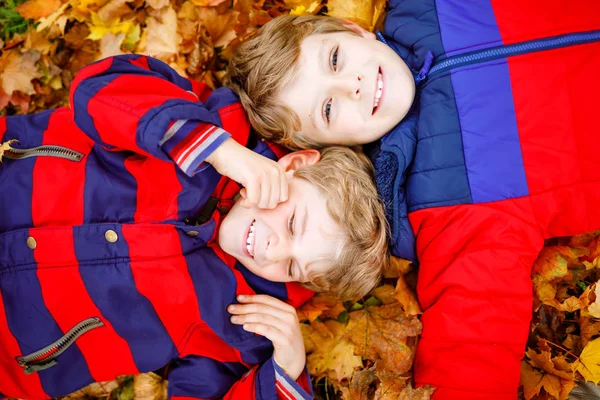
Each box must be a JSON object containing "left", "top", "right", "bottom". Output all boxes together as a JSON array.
[{"left": 542, "top": 339, "right": 580, "bottom": 360}]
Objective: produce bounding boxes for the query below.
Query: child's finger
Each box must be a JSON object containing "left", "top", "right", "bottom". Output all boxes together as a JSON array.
[
  {"left": 230, "top": 313, "right": 288, "bottom": 332},
  {"left": 235, "top": 294, "right": 295, "bottom": 313},
  {"left": 241, "top": 322, "right": 286, "bottom": 346},
  {"left": 279, "top": 171, "right": 288, "bottom": 203},
  {"left": 268, "top": 175, "right": 280, "bottom": 209},
  {"left": 243, "top": 182, "right": 260, "bottom": 208}
]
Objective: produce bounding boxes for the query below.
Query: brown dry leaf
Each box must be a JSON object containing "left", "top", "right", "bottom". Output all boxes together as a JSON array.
[
  {"left": 298, "top": 293, "right": 344, "bottom": 322},
  {"left": 521, "top": 361, "right": 544, "bottom": 400},
  {"left": 525, "top": 347, "right": 574, "bottom": 380},
  {"left": 393, "top": 274, "right": 422, "bottom": 315},
  {"left": 585, "top": 282, "right": 600, "bottom": 318},
  {"left": 559, "top": 379, "right": 577, "bottom": 400},
  {"left": 533, "top": 275, "right": 559, "bottom": 308},
  {"left": 0, "top": 50, "right": 43, "bottom": 96},
  {"left": 384, "top": 256, "right": 413, "bottom": 278},
  {"left": 326, "top": 0, "right": 386, "bottom": 31},
  {"left": 145, "top": 0, "right": 169, "bottom": 9},
  {"left": 133, "top": 372, "right": 167, "bottom": 400},
  {"left": 16, "top": 0, "right": 62, "bottom": 20},
  {"left": 580, "top": 317, "right": 600, "bottom": 348},
  {"left": 304, "top": 320, "right": 363, "bottom": 382},
  {"left": 345, "top": 303, "right": 422, "bottom": 375},
  {"left": 97, "top": 0, "right": 134, "bottom": 22},
  {"left": 36, "top": 2, "right": 70, "bottom": 33},
  {"left": 532, "top": 247, "right": 588, "bottom": 281},
  {"left": 99, "top": 32, "right": 126, "bottom": 59},
  {"left": 139, "top": 6, "right": 182, "bottom": 59},
  {"left": 346, "top": 366, "right": 377, "bottom": 400},
  {"left": 371, "top": 284, "right": 397, "bottom": 305}
]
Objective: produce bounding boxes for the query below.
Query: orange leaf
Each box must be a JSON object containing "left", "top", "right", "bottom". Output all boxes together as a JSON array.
[
  {"left": 532, "top": 247, "right": 587, "bottom": 281},
  {"left": 393, "top": 274, "right": 422, "bottom": 315},
  {"left": 16, "top": 0, "right": 62, "bottom": 20}
]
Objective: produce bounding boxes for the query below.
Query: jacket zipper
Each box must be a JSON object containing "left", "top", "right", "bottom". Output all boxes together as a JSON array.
[
  {"left": 428, "top": 29, "right": 600, "bottom": 78},
  {"left": 16, "top": 317, "right": 104, "bottom": 374},
  {"left": 4, "top": 144, "right": 84, "bottom": 162}
]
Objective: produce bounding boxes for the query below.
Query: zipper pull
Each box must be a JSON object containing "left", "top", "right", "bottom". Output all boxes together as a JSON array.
[
  {"left": 24, "top": 360, "right": 58, "bottom": 375},
  {"left": 415, "top": 51, "right": 434, "bottom": 85},
  {"left": 0, "top": 139, "right": 19, "bottom": 163}
]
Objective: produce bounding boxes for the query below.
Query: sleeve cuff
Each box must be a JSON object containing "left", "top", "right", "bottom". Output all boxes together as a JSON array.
[
  {"left": 272, "top": 358, "right": 313, "bottom": 400},
  {"left": 161, "top": 119, "right": 231, "bottom": 176}
]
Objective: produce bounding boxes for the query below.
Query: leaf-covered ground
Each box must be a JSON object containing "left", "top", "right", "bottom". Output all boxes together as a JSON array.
[{"left": 1, "top": 0, "right": 599, "bottom": 398}]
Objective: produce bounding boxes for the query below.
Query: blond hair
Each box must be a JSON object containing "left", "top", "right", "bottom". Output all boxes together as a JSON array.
[
  {"left": 226, "top": 15, "right": 355, "bottom": 150},
  {"left": 295, "top": 146, "right": 389, "bottom": 300}
]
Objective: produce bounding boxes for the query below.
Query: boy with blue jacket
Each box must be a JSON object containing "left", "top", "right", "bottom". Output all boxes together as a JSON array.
[
  {"left": 0, "top": 54, "right": 388, "bottom": 399},
  {"left": 227, "top": 1, "right": 600, "bottom": 398}
]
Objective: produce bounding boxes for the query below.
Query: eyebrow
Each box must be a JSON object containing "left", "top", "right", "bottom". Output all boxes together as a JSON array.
[{"left": 310, "top": 40, "right": 328, "bottom": 132}]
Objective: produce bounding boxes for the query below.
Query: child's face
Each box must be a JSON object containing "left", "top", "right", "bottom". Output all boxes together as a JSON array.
[
  {"left": 278, "top": 29, "right": 415, "bottom": 146},
  {"left": 219, "top": 151, "right": 343, "bottom": 283}
]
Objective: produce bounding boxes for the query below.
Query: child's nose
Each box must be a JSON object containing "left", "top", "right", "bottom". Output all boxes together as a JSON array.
[
  {"left": 333, "top": 73, "right": 362, "bottom": 100},
  {"left": 264, "top": 232, "right": 291, "bottom": 262}
]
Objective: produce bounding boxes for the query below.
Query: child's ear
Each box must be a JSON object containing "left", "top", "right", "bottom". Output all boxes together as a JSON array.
[
  {"left": 278, "top": 149, "right": 321, "bottom": 174},
  {"left": 342, "top": 20, "right": 376, "bottom": 40}
]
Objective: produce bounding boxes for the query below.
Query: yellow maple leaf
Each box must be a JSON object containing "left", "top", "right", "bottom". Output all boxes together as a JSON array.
[
  {"left": 303, "top": 320, "right": 363, "bottom": 381},
  {"left": 87, "top": 12, "right": 135, "bottom": 41},
  {"left": 0, "top": 50, "right": 43, "bottom": 96},
  {"left": 298, "top": 293, "right": 344, "bottom": 322},
  {"left": 393, "top": 273, "right": 422, "bottom": 315},
  {"left": 574, "top": 338, "right": 600, "bottom": 384},
  {"left": 290, "top": 1, "right": 320, "bottom": 16}
]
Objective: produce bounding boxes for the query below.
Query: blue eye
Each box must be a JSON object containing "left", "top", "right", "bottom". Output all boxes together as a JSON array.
[
  {"left": 331, "top": 46, "right": 339, "bottom": 71},
  {"left": 324, "top": 99, "right": 332, "bottom": 124}
]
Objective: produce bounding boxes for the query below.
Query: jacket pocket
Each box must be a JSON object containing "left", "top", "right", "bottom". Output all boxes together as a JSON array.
[
  {"left": 16, "top": 317, "right": 104, "bottom": 374},
  {"left": 3, "top": 142, "right": 84, "bottom": 162}
]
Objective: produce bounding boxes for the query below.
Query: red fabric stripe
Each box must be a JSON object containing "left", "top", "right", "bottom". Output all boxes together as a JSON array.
[
  {"left": 33, "top": 234, "right": 139, "bottom": 383},
  {"left": 275, "top": 380, "right": 294, "bottom": 400},
  {"left": 178, "top": 323, "right": 242, "bottom": 363},
  {"left": 0, "top": 116, "right": 6, "bottom": 142},
  {"left": 0, "top": 294, "right": 47, "bottom": 398},
  {"left": 284, "top": 283, "right": 314, "bottom": 309},
  {"left": 124, "top": 156, "right": 181, "bottom": 222},
  {"left": 122, "top": 224, "right": 202, "bottom": 349},
  {"left": 169, "top": 123, "right": 213, "bottom": 164},
  {"left": 89, "top": 75, "right": 198, "bottom": 156},
  {"left": 69, "top": 57, "right": 113, "bottom": 109},
  {"left": 31, "top": 109, "right": 90, "bottom": 227},
  {"left": 191, "top": 80, "right": 211, "bottom": 103},
  {"left": 492, "top": 0, "right": 600, "bottom": 45},
  {"left": 507, "top": 41, "right": 600, "bottom": 236},
  {"left": 218, "top": 103, "right": 250, "bottom": 146},
  {"left": 129, "top": 55, "right": 150, "bottom": 70}
]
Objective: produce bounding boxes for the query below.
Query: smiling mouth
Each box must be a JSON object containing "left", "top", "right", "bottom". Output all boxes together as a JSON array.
[
  {"left": 372, "top": 67, "right": 383, "bottom": 115},
  {"left": 246, "top": 219, "right": 256, "bottom": 258}
]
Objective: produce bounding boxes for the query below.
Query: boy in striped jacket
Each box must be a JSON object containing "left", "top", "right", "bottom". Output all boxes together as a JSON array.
[{"left": 0, "top": 54, "right": 388, "bottom": 399}]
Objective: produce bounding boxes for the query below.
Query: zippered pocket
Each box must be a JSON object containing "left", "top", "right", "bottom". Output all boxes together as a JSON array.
[
  {"left": 16, "top": 317, "right": 104, "bottom": 374},
  {"left": 3, "top": 143, "right": 84, "bottom": 162}
]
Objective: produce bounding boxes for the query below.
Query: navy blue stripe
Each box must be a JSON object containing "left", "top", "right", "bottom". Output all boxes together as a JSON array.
[
  {"left": 147, "top": 56, "right": 193, "bottom": 92},
  {"left": 83, "top": 146, "right": 138, "bottom": 223},
  {"left": 184, "top": 248, "right": 273, "bottom": 364},
  {"left": 175, "top": 164, "right": 222, "bottom": 221},
  {"left": 235, "top": 263, "right": 288, "bottom": 300},
  {"left": 167, "top": 356, "right": 247, "bottom": 398},
  {"left": 0, "top": 112, "right": 49, "bottom": 233},
  {"left": 74, "top": 224, "right": 178, "bottom": 371},
  {"left": 0, "top": 231, "right": 93, "bottom": 397}
]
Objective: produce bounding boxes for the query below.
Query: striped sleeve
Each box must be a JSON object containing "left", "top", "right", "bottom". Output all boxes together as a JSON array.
[
  {"left": 70, "top": 54, "right": 249, "bottom": 177},
  {"left": 167, "top": 355, "right": 313, "bottom": 400}
]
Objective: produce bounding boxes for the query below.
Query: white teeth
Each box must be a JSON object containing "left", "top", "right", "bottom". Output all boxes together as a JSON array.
[
  {"left": 246, "top": 221, "right": 256, "bottom": 257},
  {"left": 373, "top": 72, "right": 383, "bottom": 111}
]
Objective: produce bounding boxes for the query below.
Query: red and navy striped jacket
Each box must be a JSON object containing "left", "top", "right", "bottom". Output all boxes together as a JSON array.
[{"left": 0, "top": 54, "right": 314, "bottom": 400}]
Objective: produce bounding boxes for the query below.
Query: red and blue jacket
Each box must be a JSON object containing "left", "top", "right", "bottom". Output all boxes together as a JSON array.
[
  {"left": 0, "top": 54, "right": 314, "bottom": 400},
  {"left": 370, "top": 0, "right": 600, "bottom": 398}
]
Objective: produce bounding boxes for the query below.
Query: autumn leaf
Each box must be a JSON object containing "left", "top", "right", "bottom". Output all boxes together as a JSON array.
[
  {"left": 15, "top": 0, "right": 62, "bottom": 21},
  {"left": 393, "top": 273, "right": 421, "bottom": 315},
  {"left": 0, "top": 49, "right": 43, "bottom": 96},
  {"left": 298, "top": 293, "right": 345, "bottom": 322},
  {"left": 525, "top": 347, "right": 574, "bottom": 380},
  {"left": 133, "top": 372, "right": 167, "bottom": 400},
  {"left": 532, "top": 247, "right": 588, "bottom": 281},
  {"left": 303, "top": 320, "right": 363, "bottom": 381},
  {"left": 573, "top": 338, "right": 600, "bottom": 384},
  {"left": 138, "top": 6, "right": 181, "bottom": 59},
  {"left": 585, "top": 282, "right": 600, "bottom": 318},
  {"left": 345, "top": 302, "right": 422, "bottom": 375},
  {"left": 326, "top": 0, "right": 386, "bottom": 31}
]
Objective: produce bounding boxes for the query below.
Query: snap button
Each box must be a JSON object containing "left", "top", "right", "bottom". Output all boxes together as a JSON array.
[
  {"left": 26, "top": 236, "right": 37, "bottom": 249},
  {"left": 104, "top": 230, "right": 118, "bottom": 243},
  {"left": 186, "top": 231, "right": 199, "bottom": 237}
]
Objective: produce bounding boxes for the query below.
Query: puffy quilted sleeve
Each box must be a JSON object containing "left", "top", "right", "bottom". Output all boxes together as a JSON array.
[
  {"left": 409, "top": 200, "right": 544, "bottom": 399},
  {"left": 167, "top": 355, "right": 313, "bottom": 400},
  {"left": 70, "top": 54, "right": 250, "bottom": 177}
]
